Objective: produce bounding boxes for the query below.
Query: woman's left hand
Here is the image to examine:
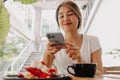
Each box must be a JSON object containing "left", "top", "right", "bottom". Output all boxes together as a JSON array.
[{"left": 65, "top": 42, "right": 81, "bottom": 62}]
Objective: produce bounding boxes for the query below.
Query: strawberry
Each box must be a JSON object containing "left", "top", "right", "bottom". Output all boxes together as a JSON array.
[
  {"left": 18, "top": 73, "right": 24, "bottom": 78},
  {"left": 24, "top": 61, "right": 57, "bottom": 78},
  {"left": 25, "top": 67, "right": 42, "bottom": 78},
  {"left": 40, "top": 73, "right": 50, "bottom": 78},
  {"left": 48, "top": 68, "right": 57, "bottom": 77},
  {"left": 25, "top": 67, "right": 51, "bottom": 78}
]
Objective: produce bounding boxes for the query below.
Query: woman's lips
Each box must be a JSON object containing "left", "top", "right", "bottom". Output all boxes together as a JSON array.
[{"left": 64, "top": 22, "right": 72, "bottom": 26}]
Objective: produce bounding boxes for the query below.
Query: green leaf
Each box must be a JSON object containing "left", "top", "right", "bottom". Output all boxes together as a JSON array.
[
  {"left": 0, "top": 52, "right": 3, "bottom": 57},
  {"left": 13, "top": 0, "right": 38, "bottom": 4},
  {"left": 0, "top": 0, "right": 10, "bottom": 43}
]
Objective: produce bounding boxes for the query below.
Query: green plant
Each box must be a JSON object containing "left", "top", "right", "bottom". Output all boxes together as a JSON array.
[
  {"left": 82, "top": 4, "right": 87, "bottom": 10},
  {"left": 106, "top": 49, "right": 120, "bottom": 59},
  {"left": 0, "top": 0, "right": 10, "bottom": 44},
  {"left": 13, "top": 0, "right": 38, "bottom": 4}
]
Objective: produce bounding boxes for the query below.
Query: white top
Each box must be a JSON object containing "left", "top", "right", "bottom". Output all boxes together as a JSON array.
[{"left": 54, "top": 34, "right": 101, "bottom": 75}]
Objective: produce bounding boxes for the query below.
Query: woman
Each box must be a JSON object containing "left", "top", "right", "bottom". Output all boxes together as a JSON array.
[{"left": 42, "top": 0, "right": 103, "bottom": 75}]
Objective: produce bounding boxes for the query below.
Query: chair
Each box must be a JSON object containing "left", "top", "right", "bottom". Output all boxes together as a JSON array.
[{"left": 104, "top": 66, "right": 120, "bottom": 74}]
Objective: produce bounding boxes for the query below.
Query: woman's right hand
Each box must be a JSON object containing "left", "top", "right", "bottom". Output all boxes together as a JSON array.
[{"left": 45, "top": 41, "right": 65, "bottom": 56}]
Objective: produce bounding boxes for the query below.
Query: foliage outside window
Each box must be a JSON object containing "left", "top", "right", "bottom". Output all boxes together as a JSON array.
[
  {"left": 105, "top": 49, "right": 120, "bottom": 59},
  {"left": 0, "top": 28, "right": 28, "bottom": 70},
  {"left": 13, "top": 0, "right": 38, "bottom": 4}
]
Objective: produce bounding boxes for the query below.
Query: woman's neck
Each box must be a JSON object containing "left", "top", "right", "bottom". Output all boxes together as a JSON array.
[{"left": 64, "top": 31, "right": 81, "bottom": 43}]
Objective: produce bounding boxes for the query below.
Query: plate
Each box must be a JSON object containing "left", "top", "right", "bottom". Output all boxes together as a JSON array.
[{"left": 3, "top": 75, "right": 71, "bottom": 80}]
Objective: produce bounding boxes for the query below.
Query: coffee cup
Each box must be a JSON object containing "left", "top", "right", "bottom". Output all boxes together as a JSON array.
[{"left": 67, "top": 63, "right": 96, "bottom": 77}]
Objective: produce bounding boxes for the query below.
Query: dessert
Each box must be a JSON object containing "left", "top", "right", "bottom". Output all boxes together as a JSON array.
[{"left": 18, "top": 61, "right": 57, "bottom": 79}]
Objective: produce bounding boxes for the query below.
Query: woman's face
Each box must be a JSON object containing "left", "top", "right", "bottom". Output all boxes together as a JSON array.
[{"left": 58, "top": 6, "right": 79, "bottom": 32}]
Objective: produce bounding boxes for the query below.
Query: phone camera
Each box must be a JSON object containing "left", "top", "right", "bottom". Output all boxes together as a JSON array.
[
  {"left": 51, "top": 35, "right": 54, "bottom": 38},
  {"left": 47, "top": 35, "right": 54, "bottom": 39}
]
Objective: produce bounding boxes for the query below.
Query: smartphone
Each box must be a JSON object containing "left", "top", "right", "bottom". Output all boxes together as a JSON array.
[{"left": 46, "top": 32, "right": 64, "bottom": 46}]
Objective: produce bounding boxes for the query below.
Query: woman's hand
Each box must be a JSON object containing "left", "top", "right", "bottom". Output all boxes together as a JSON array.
[
  {"left": 65, "top": 42, "right": 81, "bottom": 62},
  {"left": 45, "top": 41, "right": 65, "bottom": 56},
  {"left": 42, "top": 41, "right": 64, "bottom": 68}
]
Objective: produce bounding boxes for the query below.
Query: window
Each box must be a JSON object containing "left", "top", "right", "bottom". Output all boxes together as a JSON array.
[
  {"left": 0, "top": 27, "right": 29, "bottom": 70},
  {"left": 40, "top": 10, "right": 59, "bottom": 37},
  {"left": 39, "top": 10, "right": 59, "bottom": 52}
]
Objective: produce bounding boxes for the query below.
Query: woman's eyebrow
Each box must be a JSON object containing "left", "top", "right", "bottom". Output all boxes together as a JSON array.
[
  {"left": 59, "top": 10, "right": 73, "bottom": 15},
  {"left": 58, "top": 12, "right": 63, "bottom": 15},
  {"left": 67, "top": 10, "right": 73, "bottom": 14}
]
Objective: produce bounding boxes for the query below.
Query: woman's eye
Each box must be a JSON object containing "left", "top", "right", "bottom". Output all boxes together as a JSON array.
[
  {"left": 58, "top": 15, "right": 64, "bottom": 19},
  {"left": 68, "top": 13, "right": 74, "bottom": 16}
]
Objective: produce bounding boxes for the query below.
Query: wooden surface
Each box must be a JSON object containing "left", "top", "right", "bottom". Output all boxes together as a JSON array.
[
  {"left": 70, "top": 74, "right": 120, "bottom": 80},
  {"left": 104, "top": 66, "right": 120, "bottom": 74},
  {"left": 0, "top": 72, "right": 120, "bottom": 80}
]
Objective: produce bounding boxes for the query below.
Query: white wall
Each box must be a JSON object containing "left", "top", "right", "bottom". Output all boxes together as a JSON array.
[
  {"left": 87, "top": 0, "right": 120, "bottom": 66},
  {"left": 87, "top": 0, "right": 120, "bottom": 51}
]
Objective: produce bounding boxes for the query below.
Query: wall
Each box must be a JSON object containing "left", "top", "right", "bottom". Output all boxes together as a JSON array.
[
  {"left": 87, "top": 0, "right": 120, "bottom": 66},
  {"left": 87, "top": 0, "right": 120, "bottom": 51}
]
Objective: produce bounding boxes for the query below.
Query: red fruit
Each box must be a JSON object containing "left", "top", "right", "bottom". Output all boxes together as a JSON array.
[
  {"left": 48, "top": 68, "right": 56, "bottom": 73},
  {"left": 25, "top": 67, "right": 51, "bottom": 78},
  {"left": 18, "top": 73, "right": 24, "bottom": 78},
  {"left": 48, "top": 68, "right": 57, "bottom": 77},
  {"left": 25, "top": 67, "right": 42, "bottom": 77},
  {"left": 40, "top": 73, "right": 50, "bottom": 78}
]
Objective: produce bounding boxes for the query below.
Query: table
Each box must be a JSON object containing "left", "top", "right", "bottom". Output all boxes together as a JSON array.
[
  {"left": 70, "top": 74, "right": 120, "bottom": 80},
  {"left": 0, "top": 72, "right": 120, "bottom": 80}
]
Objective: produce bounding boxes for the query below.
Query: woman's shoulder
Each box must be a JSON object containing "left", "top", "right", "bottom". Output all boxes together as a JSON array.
[
  {"left": 83, "top": 34, "right": 99, "bottom": 41},
  {"left": 83, "top": 34, "right": 101, "bottom": 48}
]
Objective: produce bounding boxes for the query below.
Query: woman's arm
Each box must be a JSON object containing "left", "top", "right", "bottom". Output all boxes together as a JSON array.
[
  {"left": 42, "top": 41, "right": 64, "bottom": 68},
  {"left": 91, "top": 49, "right": 104, "bottom": 75},
  {"left": 42, "top": 50, "right": 55, "bottom": 68}
]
